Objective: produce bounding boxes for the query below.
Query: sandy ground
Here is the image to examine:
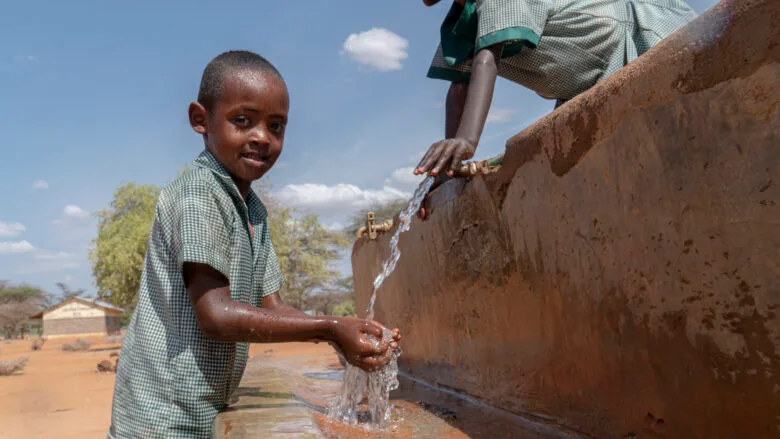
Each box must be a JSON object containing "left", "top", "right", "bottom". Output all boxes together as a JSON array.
[{"left": 0, "top": 334, "right": 333, "bottom": 439}]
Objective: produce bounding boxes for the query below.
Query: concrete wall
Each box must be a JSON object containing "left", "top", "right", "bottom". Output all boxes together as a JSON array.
[
  {"left": 352, "top": 1, "right": 779, "bottom": 438},
  {"left": 44, "top": 316, "right": 107, "bottom": 336}
]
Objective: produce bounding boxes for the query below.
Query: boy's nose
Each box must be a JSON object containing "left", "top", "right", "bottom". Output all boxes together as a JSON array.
[{"left": 248, "top": 127, "right": 270, "bottom": 145}]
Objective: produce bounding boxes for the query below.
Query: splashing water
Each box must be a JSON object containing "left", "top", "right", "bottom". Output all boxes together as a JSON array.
[
  {"left": 327, "top": 176, "right": 435, "bottom": 426},
  {"left": 367, "top": 175, "right": 435, "bottom": 321}
]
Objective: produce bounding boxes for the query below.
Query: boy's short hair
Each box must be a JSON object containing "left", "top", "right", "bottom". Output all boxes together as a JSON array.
[{"left": 197, "top": 50, "right": 284, "bottom": 111}]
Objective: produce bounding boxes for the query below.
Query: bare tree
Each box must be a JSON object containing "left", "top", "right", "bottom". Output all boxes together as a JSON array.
[
  {"left": 0, "top": 283, "right": 46, "bottom": 338},
  {"left": 0, "top": 302, "right": 41, "bottom": 338},
  {"left": 55, "top": 282, "right": 85, "bottom": 301},
  {"left": 306, "top": 291, "right": 348, "bottom": 316}
]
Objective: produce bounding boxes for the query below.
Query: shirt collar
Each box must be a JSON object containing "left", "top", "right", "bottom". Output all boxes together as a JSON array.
[
  {"left": 191, "top": 149, "right": 268, "bottom": 222},
  {"left": 192, "top": 148, "right": 232, "bottom": 179}
]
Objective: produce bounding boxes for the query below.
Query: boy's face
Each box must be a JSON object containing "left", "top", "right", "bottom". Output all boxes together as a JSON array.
[{"left": 190, "top": 69, "right": 288, "bottom": 192}]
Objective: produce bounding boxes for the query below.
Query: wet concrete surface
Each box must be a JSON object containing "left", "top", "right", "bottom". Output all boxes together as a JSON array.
[{"left": 214, "top": 348, "right": 581, "bottom": 438}]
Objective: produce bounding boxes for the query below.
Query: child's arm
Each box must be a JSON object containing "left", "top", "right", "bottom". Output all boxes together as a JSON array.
[
  {"left": 260, "top": 292, "right": 310, "bottom": 316},
  {"left": 415, "top": 45, "right": 502, "bottom": 178},
  {"left": 185, "top": 262, "right": 392, "bottom": 371},
  {"left": 261, "top": 291, "right": 401, "bottom": 359}
]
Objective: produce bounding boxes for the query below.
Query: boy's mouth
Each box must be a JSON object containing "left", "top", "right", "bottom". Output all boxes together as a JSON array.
[{"left": 240, "top": 151, "right": 270, "bottom": 167}]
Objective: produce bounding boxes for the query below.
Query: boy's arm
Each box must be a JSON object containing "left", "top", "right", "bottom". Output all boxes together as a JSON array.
[
  {"left": 185, "top": 262, "right": 390, "bottom": 369},
  {"left": 415, "top": 44, "right": 502, "bottom": 178},
  {"left": 260, "top": 292, "right": 309, "bottom": 316},
  {"left": 260, "top": 292, "right": 399, "bottom": 360}
]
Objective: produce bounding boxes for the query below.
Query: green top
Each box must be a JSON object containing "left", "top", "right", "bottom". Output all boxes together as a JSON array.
[
  {"left": 438, "top": 0, "right": 539, "bottom": 67},
  {"left": 108, "top": 149, "right": 285, "bottom": 439},
  {"left": 428, "top": 0, "right": 697, "bottom": 100}
]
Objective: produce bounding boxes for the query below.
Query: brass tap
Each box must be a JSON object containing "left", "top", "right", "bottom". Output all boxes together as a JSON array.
[
  {"left": 453, "top": 161, "right": 481, "bottom": 178},
  {"left": 451, "top": 154, "right": 503, "bottom": 178},
  {"left": 356, "top": 211, "right": 392, "bottom": 240}
]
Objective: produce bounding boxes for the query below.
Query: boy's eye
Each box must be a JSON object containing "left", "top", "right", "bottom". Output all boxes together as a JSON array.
[
  {"left": 270, "top": 122, "right": 286, "bottom": 134},
  {"left": 232, "top": 115, "right": 250, "bottom": 126}
]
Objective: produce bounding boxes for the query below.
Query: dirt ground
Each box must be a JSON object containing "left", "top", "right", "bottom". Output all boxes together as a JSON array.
[{"left": 0, "top": 334, "right": 332, "bottom": 439}]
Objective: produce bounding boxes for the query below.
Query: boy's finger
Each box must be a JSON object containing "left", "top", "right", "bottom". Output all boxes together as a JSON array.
[
  {"left": 448, "top": 151, "right": 462, "bottom": 175},
  {"left": 431, "top": 145, "right": 454, "bottom": 176},
  {"left": 360, "top": 357, "right": 381, "bottom": 371},
  {"left": 416, "top": 143, "right": 440, "bottom": 172},
  {"left": 415, "top": 148, "right": 431, "bottom": 169},
  {"left": 417, "top": 196, "right": 430, "bottom": 220},
  {"left": 425, "top": 141, "right": 449, "bottom": 174},
  {"left": 419, "top": 151, "right": 439, "bottom": 175},
  {"left": 376, "top": 335, "right": 390, "bottom": 353},
  {"left": 361, "top": 321, "right": 383, "bottom": 339},
  {"left": 363, "top": 351, "right": 392, "bottom": 370}
]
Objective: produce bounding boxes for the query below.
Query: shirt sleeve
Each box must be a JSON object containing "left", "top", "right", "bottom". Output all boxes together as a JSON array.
[
  {"left": 475, "top": 0, "right": 547, "bottom": 54},
  {"left": 259, "top": 224, "right": 285, "bottom": 297},
  {"left": 427, "top": 43, "right": 474, "bottom": 83},
  {"left": 177, "top": 179, "right": 233, "bottom": 281},
  {"left": 427, "top": 0, "right": 549, "bottom": 83}
]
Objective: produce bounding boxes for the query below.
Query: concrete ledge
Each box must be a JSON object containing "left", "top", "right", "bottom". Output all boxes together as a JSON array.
[
  {"left": 353, "top": 0, "right": 779, "bottom": 437},
  {"left": 213, "top": 347, "right": 585, "bottom": 438},
  {"left": 212, "top": 360, "right": 323, "bottom": 439}
]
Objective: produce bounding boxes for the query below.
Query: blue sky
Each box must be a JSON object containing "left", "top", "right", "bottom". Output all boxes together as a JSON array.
[{"left": 0, "top": 0, "right": 718, "bottom": 296}]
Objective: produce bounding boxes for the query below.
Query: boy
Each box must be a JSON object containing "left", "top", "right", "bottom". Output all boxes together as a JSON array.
[
  {"left": 413, "top": 0, "right": 697, "bottom": 195},
  {"left": 108, "top": 51, "right": 400, "bottom": 438}
]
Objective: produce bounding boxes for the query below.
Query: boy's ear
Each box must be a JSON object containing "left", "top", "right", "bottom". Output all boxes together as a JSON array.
[{"left": 188, "top": 102, "right": 208, "bottom": 135}]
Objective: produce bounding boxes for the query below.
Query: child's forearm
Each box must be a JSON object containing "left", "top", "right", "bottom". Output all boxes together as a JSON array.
[
  {"left": 454, "top": 46, "right": 501, "bottom": 147},
  {"left": 445, "top": 82, "right": 468, "bottom": 138},
  {"left": 219, "top": 299, "right": 336, "bottom": 343},
  {"left": 198, "top": 293, "right": 338, "bottom": 343},
  {"left": 261, "top": 292, "right": 309, "bottom": 317},
  {"left": 185, "top": 264, "right": 337, "bottom": 343}
]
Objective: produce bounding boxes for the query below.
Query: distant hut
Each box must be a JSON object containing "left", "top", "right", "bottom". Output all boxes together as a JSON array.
[{"left": 29, "top": 298, "right": 123, "bottom": 337}]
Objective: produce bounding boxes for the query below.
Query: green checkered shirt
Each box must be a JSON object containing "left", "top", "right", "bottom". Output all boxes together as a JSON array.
[
  {"left": 108, "top": 149, "right": 285, "bottom": 439},
  {"left": 428, "top": 0, "right": 697, "bottom": 100}
]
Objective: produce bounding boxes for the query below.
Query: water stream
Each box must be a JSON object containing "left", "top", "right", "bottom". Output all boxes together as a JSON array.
[{"left": 327, "top": 175, "right": 435, "bottom": 427}]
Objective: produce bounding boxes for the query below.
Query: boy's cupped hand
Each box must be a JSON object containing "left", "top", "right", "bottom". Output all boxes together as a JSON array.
[{"left": 330, "top": 317, "right": 401, "bottom": 372}]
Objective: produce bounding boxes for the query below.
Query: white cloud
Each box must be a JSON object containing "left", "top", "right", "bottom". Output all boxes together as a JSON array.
[
  {"left": 0, "top": 235, "right": 81, "bottom": 273},
  {"left": 15, "top": 259, "right": 80, "bottom": 274},
  {"left": 0, "top": 221, "right": 26, "bottom": 238},
  {"left": 486, "top": 108, "right": 516, "bottom": 124},
  {"left": 32, "top": 180, "right": 49, "bottom": 190},
  {"left": 63, "top": 205, "right": 90, "bottom": 219},
  {"left": 434, "top": 101, "right": 445, "bottom": 109},
  {"left": 13, "top": 250, "right": 81, "bottom": 274},
  {"left": 323, "top": 221, "right": 345, "bottom": 232},
  {"left": 385, "top": 166, "right": 425, "bottom": 189},
  {"left": 33, "top": 250, "right": 76, "bottom": 261},
  {"left": 0, "top": 240, "right": 36, "bottom": 254},
  {"left": 274, "top": 183, "right": 410, "bottom": 216},
  {"left": 342, "top": 28, "right": 408, "bottom": 72}
]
